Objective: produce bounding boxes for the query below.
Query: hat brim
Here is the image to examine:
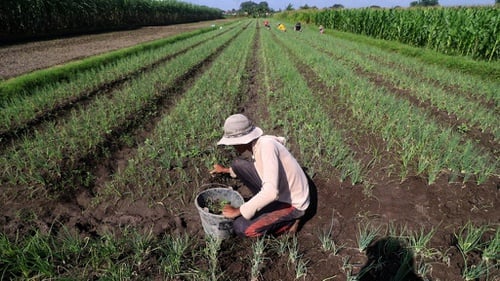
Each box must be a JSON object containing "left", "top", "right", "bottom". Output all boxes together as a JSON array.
[{"left": 217, "top": 127, "right": 263, "bottom": 146}]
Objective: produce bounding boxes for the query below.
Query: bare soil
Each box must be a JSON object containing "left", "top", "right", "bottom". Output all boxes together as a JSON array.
[
  {"left": 0, "top": 19, "right": 232, "bottom": 80},
  {"left": 0, "top": 21, "right": 498, "bottom": 281}
]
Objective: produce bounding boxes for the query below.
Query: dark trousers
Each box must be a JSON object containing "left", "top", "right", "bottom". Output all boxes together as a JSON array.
[{"left": 231, "top": 158, "right": 304, "bottom": 237}]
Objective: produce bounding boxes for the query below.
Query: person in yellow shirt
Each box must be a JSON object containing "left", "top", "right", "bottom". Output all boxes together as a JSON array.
[
  {"left": 277, "top": 23, "right": 286, "bottom": 32},
  {"left": 210, "top": 114, "right": 310, "bottom": 237}
]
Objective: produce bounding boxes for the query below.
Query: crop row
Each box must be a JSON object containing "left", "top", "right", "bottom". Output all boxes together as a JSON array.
[
  {"left": 291, "top": 27, "right": 499, "bottom": 152},
  {"left": 0, "top": 25, "right": 233, "bottom": 144},
  {"left": 96, "top": 21, "right": 258, "bottom": 205},
  {"left": 258, "top": 28, "right": 363, "bottom": 184},
  {"left": 0, "top": 25, "right": 233, "bottom": 141},
  {"left": 0, "top": 21, "right": 245, "bottom": 189},
  {"left": 269, "top": 26, "right": 498, "bottom": 184}
]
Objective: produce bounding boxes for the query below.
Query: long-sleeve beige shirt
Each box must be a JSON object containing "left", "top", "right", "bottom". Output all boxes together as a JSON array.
[{"left": 235, "top": 136, "right": 310, "bottom": 219}]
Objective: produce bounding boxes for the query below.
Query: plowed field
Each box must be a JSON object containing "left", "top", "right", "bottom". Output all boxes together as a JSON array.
[{"left": 0, "top": 19, "right": 498, "bottom": 281}]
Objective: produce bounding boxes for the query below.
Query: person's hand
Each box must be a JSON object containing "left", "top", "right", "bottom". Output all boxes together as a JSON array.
[
  {"left": 210, "top": 164, "right": 230, "bottom": 175},
  {"left": 222, "top": 205, "right": 241, "bottom": 219}
]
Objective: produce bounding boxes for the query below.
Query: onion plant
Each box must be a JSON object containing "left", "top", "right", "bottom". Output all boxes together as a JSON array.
[
  {"left": 455, "top": 221, "right": 487, "bottom": 257},
  {"left": 357, "top": 223, "right": 382, "bottom": 253},
  {"left": 408, "top": 227, "right": 437, "bottom": 259},
  {"left": 482, "top": 227, "right": 499, "bottom": 263},
  {"left": 204, "top": 235, "right": 222, "bottom": 281},
  {"left": 250, "top": 237, "right": 266, "bottom": 281},
  {"left": 318, "top": 215, "right": 344, "bottom": 255}
]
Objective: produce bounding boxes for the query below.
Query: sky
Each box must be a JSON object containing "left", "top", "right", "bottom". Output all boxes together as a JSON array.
[{"left": 183, "top": 0, "right": 495, "bottom": 10}]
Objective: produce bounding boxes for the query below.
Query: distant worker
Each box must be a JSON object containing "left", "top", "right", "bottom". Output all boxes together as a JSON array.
[
  {"left": 294, "top": 22, "right": 302, "bottom": 32},
  {"left": 319, "top": 25, "right": 324, "bottom": 34},
  {"left": 278, "top": 23, "right": 286, "bottom": 32},
  {"left": 264, "top": 20, "right": 271, "bottom": 30}
]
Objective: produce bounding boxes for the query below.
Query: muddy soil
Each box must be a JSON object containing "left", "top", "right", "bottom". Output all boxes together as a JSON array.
[{"left": 0, "top": 20, "right": 498, "bottom": 281}]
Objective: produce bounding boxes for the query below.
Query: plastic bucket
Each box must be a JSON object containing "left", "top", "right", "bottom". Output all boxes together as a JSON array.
[{"left": 195, "top": 186, "right": 244, "bottom": 239}]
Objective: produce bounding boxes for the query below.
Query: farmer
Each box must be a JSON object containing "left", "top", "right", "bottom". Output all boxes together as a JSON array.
[
  {"left": 263, "top": 19, "right": 271, "bottom": 30},
  {"left": 294, "top": 22, "right": 302, "bottom": 32},
  {"left": 210, "top": 114, "right": 310, "bottom": 237},
  {"left": 277, "top": 23, "right": 287, "bottom": 32}
]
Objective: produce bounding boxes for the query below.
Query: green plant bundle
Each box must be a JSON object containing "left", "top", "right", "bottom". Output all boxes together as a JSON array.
[{"left": 205, "top": 198, "right": 230, "bottom": 215}]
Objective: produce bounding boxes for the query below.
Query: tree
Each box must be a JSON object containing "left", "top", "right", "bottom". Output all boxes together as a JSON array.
[
  {"left": 410, "top": 0, "right": 439, "bottom": 7},
  {"left": 240, "top": 1, "right": 272, "bottom": 16},
  {"left": 240, "top": 1, "right": 257, "bottom": 14},
  {"left": 285, "top": 3, "right": 294, "bottom": 10},
  {"left": 257, "top": 2, "right": 271, "bottom": 15}
]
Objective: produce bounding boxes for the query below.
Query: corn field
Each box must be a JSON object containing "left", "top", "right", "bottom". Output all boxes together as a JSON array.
[
  {"left": 276, "top": 6, "right": 500, "bottom": 61},
  {"left": 0, "top": 0, "right": 223, "bottom": 41}
]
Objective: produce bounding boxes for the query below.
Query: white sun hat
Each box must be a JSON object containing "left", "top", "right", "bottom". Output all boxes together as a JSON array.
[{"left": 217, "top": 114, "right": 263, "bottom": 146}]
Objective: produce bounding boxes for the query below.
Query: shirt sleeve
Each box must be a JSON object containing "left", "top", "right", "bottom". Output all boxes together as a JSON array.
[{"left": 239, "top": 139, "right": 280, "bottom": 219}]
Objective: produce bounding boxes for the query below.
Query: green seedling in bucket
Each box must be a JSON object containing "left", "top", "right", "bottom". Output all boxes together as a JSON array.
[
  {"left": 196, "top": 187, "right": 244, "bottom": 238},
  {"left": 205, "top": 198, "right": 230, "bottom": 215}
]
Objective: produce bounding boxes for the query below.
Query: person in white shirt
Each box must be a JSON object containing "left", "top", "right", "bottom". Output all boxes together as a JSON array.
[{"left": 210, "top": 114, "right": 310, "bottom": 237}]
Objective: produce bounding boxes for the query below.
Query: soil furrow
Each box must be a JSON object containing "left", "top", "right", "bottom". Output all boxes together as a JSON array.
[
  {"left": 0, "top": 27, "right": 234, "bottom": 149},
  {"left": 236, "top": 22, "right": 265, "bottom": 125}
]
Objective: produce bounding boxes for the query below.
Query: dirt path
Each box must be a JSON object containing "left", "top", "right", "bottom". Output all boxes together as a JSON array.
[{"left": 0, "top": 19, "right": 232, "bottom": 80}]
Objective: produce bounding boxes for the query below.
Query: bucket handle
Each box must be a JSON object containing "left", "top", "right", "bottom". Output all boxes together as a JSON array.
[{"left": 200, "top": 183, "right": 233, "bottom": 190}]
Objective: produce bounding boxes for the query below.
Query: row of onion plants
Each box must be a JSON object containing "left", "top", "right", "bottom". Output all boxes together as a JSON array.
[
  {"left": 259, "top": 28, "right": 363, "bottom": 184},
  {"left": 308, "top": 33, "right": 499, "bottom": 107},
  {"left": 271, "top": 23, "right": 497, "bottom": 184},
  {"left": 0, "top": 224, "right": 200, "bottom": 279},
  {"left": 0, "top": 24, "right": 240, "bottom": 136},
  {"left": 97, "top": 20, "right": 257, "bottom": 208},
  {"left": 0, "top": 24, "right": 243, "bottom": 189},
  {"left": 297, "top": 31, "right": 499, "bottom": 142}
]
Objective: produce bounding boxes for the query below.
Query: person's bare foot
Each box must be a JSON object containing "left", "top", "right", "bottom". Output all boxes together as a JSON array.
[{"left": 288, "top": 219, "right": 300, "bottom": 234}]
